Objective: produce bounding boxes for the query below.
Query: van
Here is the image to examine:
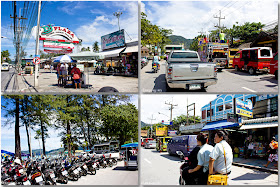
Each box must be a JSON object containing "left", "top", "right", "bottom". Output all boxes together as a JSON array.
[
  {"left": 1, "top": 63, "right": 10, "bottom": 71},
  {"left": 270, "top": 52, "right": 278, "bottom": 80},
  {"left": 167, "top": 135, "right": 197, "bottom": 157},
  {"left": 232, "top": 47, "right": 273, "bottom": 75},
  {"left": 156, "top": 136, "right": 172, "bottom": 152}
]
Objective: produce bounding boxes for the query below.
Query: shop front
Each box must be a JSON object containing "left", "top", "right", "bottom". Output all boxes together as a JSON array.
[{"left": 180, "top": 123, "right": 204, "bottom": 135}]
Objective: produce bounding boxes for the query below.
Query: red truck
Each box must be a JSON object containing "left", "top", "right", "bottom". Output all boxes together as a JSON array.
[
  {"left": 270, "top": 52, "right": 278, "bottom": 79},
  {"left": 232, "top": 47, "right": 273, "bottom": 75}
]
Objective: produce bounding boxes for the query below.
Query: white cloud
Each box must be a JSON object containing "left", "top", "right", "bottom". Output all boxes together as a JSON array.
[
  {"left": 142, "top": 1, "right": 278, "bottom": 39},
  {"left": 141, "top": 94, "right": 217, "bottom": 124},
  {"left": 60, "top": 2, "right": 85, "bottom": 15}
]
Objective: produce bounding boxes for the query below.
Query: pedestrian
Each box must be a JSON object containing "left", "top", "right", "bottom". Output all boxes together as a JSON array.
[
  {"left": 209, "top": 130, "right": 233, "bottom": 175},
  {"left": 70, "top": 64, "right": 81, "bottom": 89},
  {"left": 187, "top": 133, "right": 214, "bottom": 185},
  {"left": 60, "top": 62, "right": 68, "bottom": 85},
  {"left": 50, "top": 65, "right": 54, "bottom": 73},
  {"left": 56, "top": 63, "right": 62, "bottom": 86},
  {"left": 263, "top": 137, "right": 278, "bottom": 168}
]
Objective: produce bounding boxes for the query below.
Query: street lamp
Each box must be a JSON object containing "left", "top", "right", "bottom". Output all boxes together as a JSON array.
[{"left": 113, "top": 11, "right": 122, "bottom": 31}]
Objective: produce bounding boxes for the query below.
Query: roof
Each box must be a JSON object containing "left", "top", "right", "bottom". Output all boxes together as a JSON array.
[{"left": 241, "top": 47, "right": 272, "bottom": 51}]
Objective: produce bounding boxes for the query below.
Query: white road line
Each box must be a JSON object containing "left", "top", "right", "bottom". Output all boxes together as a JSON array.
[
  {"left": 242, "top": 87, "right": 256, "bottom": 92},
  {"left": 144, "top": 158, "right": 151, "bottom": 164}
]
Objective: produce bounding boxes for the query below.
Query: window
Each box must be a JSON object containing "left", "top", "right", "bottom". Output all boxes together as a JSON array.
[
  {"left": 230, "top": 50, "right": 238, "bottom": 56},
  {"left": 207, "top": 109, "right": 214, "bottom": 117},
  {"left": 274, "top": 53, "right": 278, "bottom": 61},
  {"left": 234, "top": 53, "right": 240, "bottom": 58},
  {"left": 202, "top": 110, "right": 206, "bottom": 119},
  {"left": 171, "top": 52, "right": 198, "bottom": 58},
  {"left": 250, "top": 50, "right": 258, "bottom": 61},
  {"left": 260, "top": 49, "right": 271, "bottom": 57},
  {"left": 217, "top": 105, "right": 223, "bottom": 111},
  {"left": 225, "top": 103, "right": 232, "bottom": 110}
]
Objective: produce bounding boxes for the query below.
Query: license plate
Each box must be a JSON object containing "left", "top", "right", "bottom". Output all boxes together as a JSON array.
[
  {"left": 83, "top": 165, "right": 87, "bottom": 169},
  {"left": 23, "top": 180, "right": 31, "bottom": 185},
  {"left": 189, "top": 84, "right": 201, "bottom": 90},
  {"left": 73, "top": 169, "right": 79, "bottom": 174},
  {"left": 35, "top": 176, "right": 43, "bottom": 183},
  {"left": 78, "top": 167, "right": 81, "bottom": 171},
  {"left": 50, "top": 173, "right": 55, "bottom": 178},
  {"left": 62, "top": 171, "right": 68, "bottom": 176}
]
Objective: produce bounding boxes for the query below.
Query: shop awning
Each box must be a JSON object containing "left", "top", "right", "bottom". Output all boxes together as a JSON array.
[
  {"left": 99, "top": 47, "right": 125, "bottom": 58},
  {"left": 122, "top": 45, "right": 138, "bottom": 53},
  {"left": 70, "top": 51, "right": 101, "bottom": 60},
  {"left": 240, "top": 121, "right": 278, "bottom": 130},
  {"left": 201, "top": 120, "right": 239, "bottom": 131}
]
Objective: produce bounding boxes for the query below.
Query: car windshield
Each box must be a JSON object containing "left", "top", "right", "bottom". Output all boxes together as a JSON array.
[
  {"left": 171, "top": 52, "right": 198, "bottom": 58},
  {"left": 2, "top": 64, "right": 8, "bottom": 67},
  {"left": 260, "top": 49, "right": 271, "bottom": 57}
]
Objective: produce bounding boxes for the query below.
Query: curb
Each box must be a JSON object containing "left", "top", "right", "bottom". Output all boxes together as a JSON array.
[{"left": 233, "top": 162, "right": 278, "bottom": 174}]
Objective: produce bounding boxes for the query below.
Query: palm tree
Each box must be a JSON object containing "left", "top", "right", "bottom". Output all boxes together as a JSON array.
[{"left": 92, "top": 41, "right": 100, "bottom": 52}]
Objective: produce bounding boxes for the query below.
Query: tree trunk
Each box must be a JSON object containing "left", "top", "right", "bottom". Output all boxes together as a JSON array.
[
  {"left": 67, "top": 120, "right": 71, "bottom": 158},
  {"left": 40, "top": 120, "right": 46, "bottom": 156},
  {"left": 24, "top": 96, "right": 32, "bottom": 157},
  {"left": 15, "top": 97, "right": 21, "bottom": 159}
]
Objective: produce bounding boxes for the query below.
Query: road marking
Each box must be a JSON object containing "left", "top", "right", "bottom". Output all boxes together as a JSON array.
[
  {"left": 242, "top": 87, "right": 256, "bottom": 92},
  {"left": 144, "top": 158, "right": 151, "bottom": 164}
]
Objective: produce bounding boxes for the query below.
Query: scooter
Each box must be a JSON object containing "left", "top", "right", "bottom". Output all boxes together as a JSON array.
[{"left": 152, "top": 63, "right": 158, "bottom": 73}]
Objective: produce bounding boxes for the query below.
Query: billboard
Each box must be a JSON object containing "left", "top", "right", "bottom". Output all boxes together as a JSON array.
[
  {"left": 101, "top": 29, "right": 125, "bottom": 50},
  {"left": 44, "top": 49, "right": 72, "bottom": 54},
  {"left": 236, "top": 98, "right": 253, "bottom": 118},
  {"left": 43, "top": 41, "right": 74, "bottom": 49},
  {"left": 156, "top": 126, "right": 168, "bottom": 136},
  {"left": 141, "top": 130, "right": 148, "bottom": 137}
]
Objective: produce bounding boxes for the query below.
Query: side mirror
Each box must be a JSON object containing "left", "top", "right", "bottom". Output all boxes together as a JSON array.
[{"left": 176, "top": 151, "right": 183, "bottom": 156}]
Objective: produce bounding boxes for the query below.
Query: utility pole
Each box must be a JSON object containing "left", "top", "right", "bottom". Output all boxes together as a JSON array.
[
  {"left": 198, "top": 28, "right": 205, "bottom": 36},
  {"left": 165, "top": 100, "right": 178, "bottom": 123},
  {"left": 214, "top": 10, "right": 225, "bottom": 34},
  {"left": 34, "top": 1, "right": 42, "bottom": 87},
  {"left": 113, "top": 12, "right": 122, "bottom": 31},
  {"left": 148, "top": 114, "right": 156, "bottom": 138},
  {"left": 187, "top": 103, "right": 196, "bottom": 126}
]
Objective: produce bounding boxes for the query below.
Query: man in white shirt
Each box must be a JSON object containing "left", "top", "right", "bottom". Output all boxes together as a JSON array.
[{"left": 209, "top": 130, "right": 233, "bottom": 175}]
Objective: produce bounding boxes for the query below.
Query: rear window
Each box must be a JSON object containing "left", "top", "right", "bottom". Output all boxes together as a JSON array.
[
  {"left": 260, "top": 49, "right": 271, "bottom": 57},
  {"left": 171, "top": 52, "right": 198, "bottom": 58},
  {"left": 2, "top": 64, "right": 9, "bottom": 67}
]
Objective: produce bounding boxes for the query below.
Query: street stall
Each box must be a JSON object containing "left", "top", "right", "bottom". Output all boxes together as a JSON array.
[
  {"left": 121, "top": 41, "right": 138, "bottom": 76},
  {"left": 121, "top": 143, "right": 138, "bottom": 170}
]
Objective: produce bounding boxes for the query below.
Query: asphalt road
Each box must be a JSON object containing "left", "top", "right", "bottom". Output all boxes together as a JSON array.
[
  {"left": 1, "top": 68, "right": 16, "bottom": 92},
  {"left": 141, "top": 147, "right": 278, "bottom": 185},
  {"left": 141, "top": 60, "right": 278, "bottom": 93},
  {"left": 58, "top": 161, "right": 138, "bottom": 185}
]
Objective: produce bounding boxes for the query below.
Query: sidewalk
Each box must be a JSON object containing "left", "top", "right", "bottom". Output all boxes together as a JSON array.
[
  {"left": 5, "top": 69, "right": 138, "bottom": 93},
  {"left": 233, "top": 157, "right": 278, "bottom": 174}
]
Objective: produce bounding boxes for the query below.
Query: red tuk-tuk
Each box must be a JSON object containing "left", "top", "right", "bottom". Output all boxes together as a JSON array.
[
  {"left": 233, "top": 47, "right": 273, "bottom": 75},
  {"left": 270, "top": 52, "right": 278, "bottom": 80}
]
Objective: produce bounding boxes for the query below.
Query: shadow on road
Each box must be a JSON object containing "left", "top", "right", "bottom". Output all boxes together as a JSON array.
[
  {"left": 113, "top": 166, "right": 138, "bottom": 171},
  {"left": 231, "top": 171, "right": 271, "bottom": 181},
  {"left": 153, "top": 74, "right": 166, "bottom": 92},
  {"left": 226, "top": 69, "right": 267, "bottom": 77},
  {"left": 160, "top": 153, "right": 181, "bottom": 161}
]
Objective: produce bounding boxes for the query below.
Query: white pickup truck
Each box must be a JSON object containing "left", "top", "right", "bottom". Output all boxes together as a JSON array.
[{"left": 165, "top": 50, "right": 217, "bottom": 90}]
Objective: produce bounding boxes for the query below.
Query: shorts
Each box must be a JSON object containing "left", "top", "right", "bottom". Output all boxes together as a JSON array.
[
  {"left": 74, "top": 79, "right": 80, "bottom": 84},
  {"left": 268, "top": 154, "right": 278, "bottom": 162}
]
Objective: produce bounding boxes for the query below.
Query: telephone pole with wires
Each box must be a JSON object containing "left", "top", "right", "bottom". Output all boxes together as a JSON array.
[
  {"left": 214, "top": 10, "right": 226, "bottom": 33},
  {"left": 148, "top": 114, "right": 156, "bottom": 138},
  {"left": 165, "top": 100, "right": 178, "bottom": 123}
]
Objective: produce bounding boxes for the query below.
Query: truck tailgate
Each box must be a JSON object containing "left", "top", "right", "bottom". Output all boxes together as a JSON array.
[{"left": 170, "top": 62, "right": 216, "bottom": 80}]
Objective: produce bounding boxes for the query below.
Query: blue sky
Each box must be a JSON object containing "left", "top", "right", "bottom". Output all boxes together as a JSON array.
[
  {"left": 1, "top": 95, "right": 138, "bottom": 152},
  {"left": 142, "top": 0, "right": 278, "bottom": 39},
  {"left": 1, "top": 1, "right": 138, "bottom": 60}
]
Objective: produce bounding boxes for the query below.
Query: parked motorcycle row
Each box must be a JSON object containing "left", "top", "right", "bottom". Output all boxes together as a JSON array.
[{"left": 1, "top": 154, "right": 122, "bottom": 185}]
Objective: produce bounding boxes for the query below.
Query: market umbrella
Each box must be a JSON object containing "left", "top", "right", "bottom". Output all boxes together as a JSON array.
[
  {"left": 121, "top": 142, "right": 138, "bottom": 148},
  {"left": 53, "top": 55, "right": 73, "bottom": 63},
  {"left": 1, "top": 150, "right": 15, "bottom": 157}
]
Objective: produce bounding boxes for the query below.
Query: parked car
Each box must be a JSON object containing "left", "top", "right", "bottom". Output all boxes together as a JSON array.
[
  {"left": 167, "top": 135, "right": 197, "bottom": 157},
  {"left": 270, "top": 52, "right": 278, "bottom": 80},
  {"left": 142, "top": 138, "right": 153, "bottom": 147},
  {"left": 233, "top": 47, "right": 273, "bottom": 75},
  {"left": 165, "top": 50, "right": 217, "bottom": 91},
  {"left": 1, "top": 63, "right": 10, "bottom": 71},
  {"left": 145, "top": 140, "right": 156, "bottom": 149}
]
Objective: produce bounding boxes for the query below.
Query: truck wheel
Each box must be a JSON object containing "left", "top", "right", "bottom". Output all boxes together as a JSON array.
[
  {"left": 249, "top": 67, "right": 256, "bottom": 75},
  {"left": 275, "top": 70, "right": 278, "bottom": 80},
  {"left": 235, "top": 66, "right": 239, "bottom": 71},
  {"left": 166, "top": 82, "right": 171, "bottom": 92}
]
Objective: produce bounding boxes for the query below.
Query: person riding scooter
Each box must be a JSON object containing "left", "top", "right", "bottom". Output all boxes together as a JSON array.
[{"left": 152, "top": 54, "right": 160, "bottom": 70}]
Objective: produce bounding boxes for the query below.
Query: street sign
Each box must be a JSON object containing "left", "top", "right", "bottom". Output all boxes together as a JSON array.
[{"left": 33, "top": 57, "right": 40, "bottom": 65}]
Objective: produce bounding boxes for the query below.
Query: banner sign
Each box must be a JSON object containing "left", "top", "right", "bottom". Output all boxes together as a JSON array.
[
  {"left": 167, "top": 130, "right": 177, "bottom": 136},
  {"left": 236, "top": 98, "right": 253, "bottom": 118},
  {"left": 39, "top": 25, "right": 80, "bottom": 43},
  {"left": 141, "top": 130, "right": 148, "bottom": 137},
  {"left": 40, "top": 37, "right": 79, "bottom": 44},
  {"left": 101, "top": 29, "right": 125, "bottom": 50},
  {"left": 156, "top": 126, "right": 168, "bottom": 136},
  {"left": 44, "top": 49, "right": 73, "bottom": 54},
  {"left": 43, "top": 41, "right": 74, "bottom": 49}
]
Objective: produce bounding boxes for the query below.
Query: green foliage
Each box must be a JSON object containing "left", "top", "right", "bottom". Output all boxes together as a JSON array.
[
  {"left": 1, "top": 50, "right": 11, "bottom": 63},
  {"left": 231, "top": 22, "right": 265, "bottom": 42},
  {"left": 169, "top": 35, "right": 193, "bottom": 49},
  {"left": 172, "top": 114, "right": 201, "bottom": 131},
  {"left": 92, "top": 41, "right": 100, "bottom": 52},
  {"left": 81, "top": 47, "right": 90, "bottom": 52}
]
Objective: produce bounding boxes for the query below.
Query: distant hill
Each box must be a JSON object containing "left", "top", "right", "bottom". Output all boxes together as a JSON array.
[
  {"left": 169, "top": 35, "right": 193, "bottom": 49},
  {"left": 141, "top": 121, "right": 150, "bottom": 127},
  {"left": 22, "top": 148, "right": 65, "bottom": 155}
]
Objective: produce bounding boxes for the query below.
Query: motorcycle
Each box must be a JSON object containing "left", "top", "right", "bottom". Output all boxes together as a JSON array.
[{"left": 152, "top": 62, "right": 158, "bottom": 73}]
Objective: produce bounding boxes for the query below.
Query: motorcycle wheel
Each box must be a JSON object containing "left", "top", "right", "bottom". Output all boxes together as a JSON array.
[
  {"left": 109, "top": 162, "right": 113, "bottom": 167},
  {"left": 91, "top": 169, "right": 96, "bottom": 175},
  {"left": 179, "top": 177, "right": 185, "bottom": 185},
  {"left": 64, "top": 177, "right": 68, "bottom": 184}
]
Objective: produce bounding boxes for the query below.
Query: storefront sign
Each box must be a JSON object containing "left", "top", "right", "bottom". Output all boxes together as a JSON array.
[
  {"left": 43, "top": 41, "right": 74, "bottom": 49},
  {"left": 101, "top": 29, "right": 125, "bottom": 50},
  {"left": 39, "top": 25, "right": 80, "bottom": 43},
  {"left": 40, "top": 37, "right": 79, "bottom": 44},
  {"left": 227, "top": 113, "right": 238, "bottom": 123},
  {"left": 156, "top": 126, "right": 168, "bottom": 136},
  {"left": 256, "top": 94, "right": 277, "bottom": 101},
  {"left": 236, "top": 98, "right": 253, "bottom": 118},
  {"left": 141, "top": 130, "right": 148, "bottom": 137},
  {"left": 44, "top": 49, "right": 73, "bottom": 54},
  {"left": 180, "top": 123, "right": 204, "bottom": 131},
  {"left": 167, "top": 130, "right": 177, "bottom": 136}
]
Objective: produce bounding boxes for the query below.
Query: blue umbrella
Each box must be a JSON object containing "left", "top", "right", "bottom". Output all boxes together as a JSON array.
[
  {"left": 53, "top": 55, "right": 73, "bottom": 63},
  {"left": 1, "top": 150, "right": 15, "bottom": 156},
  {"left": 121, "top": 142, "right": 138, "bottom": 148}
]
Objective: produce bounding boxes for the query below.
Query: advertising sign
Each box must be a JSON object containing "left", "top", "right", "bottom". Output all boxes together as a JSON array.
[
  {"left": 40, "top": 37, "right": 79, "bottom": 44},
  {"left": 141, "top": 130, "right": 148, "bottom": 137},
  {"left": 156, "top": 126, "right": 168, "bottom": 136},
  {"left": 43, "top": 41, "right": 74, "bottom": 49},
  {"left": 167, "top": 131, "right": 177, "bottom": 137},
  {"left": 236, "top": 98, "right": 253, "bottom": 118},
  {"left": 227, "top": 113, "right": 238, "bottom": 123},
  {"left": 39, "top": 25, "right": 80, "bottom": 43},
  {"left": 44, "top": 49, "right": 73, "bottom": 54},
  {"left": 101, "top": 29, "right": 125, "bottom": 50}
]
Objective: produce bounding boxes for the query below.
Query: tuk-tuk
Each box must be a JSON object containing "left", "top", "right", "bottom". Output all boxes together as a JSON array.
[
  {"left": 121, "top": 142, "right": 138, "bottom": 170},
  {"left": 156, "top": 136, "right": 172, "bottom": 152}
]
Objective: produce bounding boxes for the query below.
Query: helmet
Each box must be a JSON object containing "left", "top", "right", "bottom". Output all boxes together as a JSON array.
[{"left": 14, "top": 158, "right": 21, "bottom": 165}]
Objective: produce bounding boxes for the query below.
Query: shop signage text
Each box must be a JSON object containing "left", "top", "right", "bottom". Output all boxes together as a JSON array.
[
  {"left": 101, "top": 29, "right": 125, "bottom": 50},
  {"left": 236, "top": 98, "right": 253, "bottom": 118},
  {"left": 156, "top": 126, "right": 168, "bottom": 136}
]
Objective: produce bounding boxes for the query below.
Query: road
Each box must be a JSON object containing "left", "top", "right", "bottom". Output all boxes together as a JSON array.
[
  {"left": 141, "top": 60, "right": 278, "bottom": 93},
  {"left": 141, "top": 147, "right": 278, "bottom": 185},
  {"left": 1, "top": 68, "right": 18, "bottom": 92},
  {"left": 58, "top": 161, "right": 138, "bottom": 185}
]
